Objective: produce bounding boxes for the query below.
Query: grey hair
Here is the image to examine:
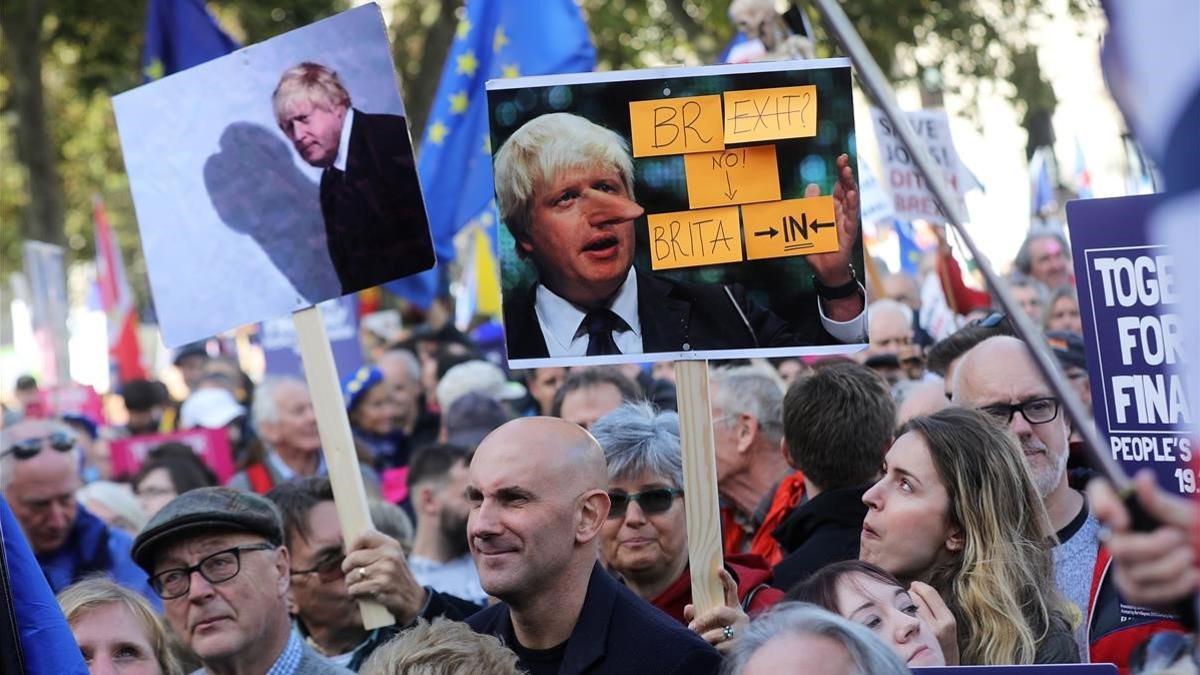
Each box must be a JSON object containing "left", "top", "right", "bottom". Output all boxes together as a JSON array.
[
  {"left": 723, "top": 602, "right": 910, "bottom": 675},
  {"left": 709, "top": 365, "right": 785, "bottom": 447},
  {"left": 251, "top": 376, "right": 305, "bottom": 433},
  {"left": 379, "top": 348, "right": 421, "bottom": 382},
  {"left": 493, "top": 113, "right": 636, "bottom": 257},
  {"left": 1008, "top": 274, "right": 1049, "bottom": 303},
  {"left": 867, "top": 298, "right": 913, "bottom": 328},
  {"left": 589, "top": 402, "right": 684, "bottom": 489},
  {"left": 0, "top": 420, "right": 81, "bottom": 492},
  {"left": 1014, "top": 231, "right": 1071, "bottom": 277}
]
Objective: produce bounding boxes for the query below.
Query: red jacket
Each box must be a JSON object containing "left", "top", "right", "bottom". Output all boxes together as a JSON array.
[
  {"left": 650, "top": 554, "right": 785, "bottom": 625},
  {"left": 1087, "top": 545, "right": 1187, "bottom": 673}
]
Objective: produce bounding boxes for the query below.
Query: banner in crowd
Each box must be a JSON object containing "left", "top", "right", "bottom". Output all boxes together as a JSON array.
[
  {"left": 113, "top": 3, "right": 434, "bottom": 347},
  {"left": 261, "top": 294, "right": 363, "bottom": 379},
  {"left": 487, "top": 58, "right": 868, "bottom": 368},
  {"left": 110, "top": 427, "right": 235, "bottom": 483},
  {"left": 22, "top": 241, "right": 70, "bottom": 384},
  {"left": 870, "top": 108, "right": 974, "bottom": 224},
  {"left": 1066, "top": 195, "right": 1194, "bottom": 495}
]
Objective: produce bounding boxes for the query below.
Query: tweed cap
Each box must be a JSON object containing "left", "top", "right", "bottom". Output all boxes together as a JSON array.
[{"left": 131, "top": 486, "right": 283, "bottom": 572}]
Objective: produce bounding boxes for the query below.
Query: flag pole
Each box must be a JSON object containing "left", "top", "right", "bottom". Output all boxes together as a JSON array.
[{"left": 807, "top": 0, "right": 1125, "bottom": 489}]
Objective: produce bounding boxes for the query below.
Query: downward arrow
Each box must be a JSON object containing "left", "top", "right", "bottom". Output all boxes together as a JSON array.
[
  {"left": 754, "top": 227, "right": 779, "bottom": 238},
  {"left": 723, "top": 171, "right": 738, "bottom": 200}
]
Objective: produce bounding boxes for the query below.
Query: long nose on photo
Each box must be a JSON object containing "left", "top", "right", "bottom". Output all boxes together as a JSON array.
[{"left": 586, "top": 190, "right": 644, "bottom": 226}]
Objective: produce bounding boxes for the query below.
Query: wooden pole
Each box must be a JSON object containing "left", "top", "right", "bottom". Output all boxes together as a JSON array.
[
  {"left": 674, "top": 360, "right": 725, "bottom": 614},
  {"left": 292, "top": 305, "right": 395, "bottom": 630}
]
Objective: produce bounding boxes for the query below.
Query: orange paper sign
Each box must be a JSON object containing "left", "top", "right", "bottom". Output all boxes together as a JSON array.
[
  {"left": 741, "top": 196, "right": 838, "bottom": 261},
  {"left": 647, "top": 206, "right": 744, "bottom": 271},
  {"left": 629, "top": 95, "right": 725, "bottom": 157},
  {"left": 723, "top": 86, "right": 817, "bottom": 144},
  {"left": 684, "top": 145, "right": 781, "bottom": 209}
]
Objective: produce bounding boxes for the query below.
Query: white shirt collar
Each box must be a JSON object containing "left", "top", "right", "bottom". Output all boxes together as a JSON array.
[
  {"left": 533, "top": 267, "right": 642, "bottom": 355},
  {"left": 331, "top": 107, "right": 354, "bottom": 172}
]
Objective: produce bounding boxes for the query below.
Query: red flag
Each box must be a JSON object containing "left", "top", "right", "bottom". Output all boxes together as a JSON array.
[{"left": 93, "top": 196, "right": 146, "bottom": 383}]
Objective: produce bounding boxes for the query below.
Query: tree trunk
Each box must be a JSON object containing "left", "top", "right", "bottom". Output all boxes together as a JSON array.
[
  {"left": 405, "top": 0, "right": 462, "bottom": 149},
  {"left": 1, "top": 0, "right": 66, "bottom": 248}
]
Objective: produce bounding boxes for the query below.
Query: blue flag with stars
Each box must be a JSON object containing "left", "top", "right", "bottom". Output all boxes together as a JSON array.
[
  {"left": 141, "top": 0, "right": 238, "bottom": 82},
  {"left": 388, "top": 0, "right": 595, "bottom": 308}
]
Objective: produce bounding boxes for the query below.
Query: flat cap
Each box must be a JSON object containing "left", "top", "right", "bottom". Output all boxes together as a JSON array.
[{"left": 132, "top": 487, "right": 283, "bottom": 572}]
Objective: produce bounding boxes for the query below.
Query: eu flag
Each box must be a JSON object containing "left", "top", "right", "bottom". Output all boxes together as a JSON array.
[
  {"left": 388, "top": 0, "right": 595, "bottom": 308},
  {"left": 141, "top": 0, "right": 238, "bottom": 82}
]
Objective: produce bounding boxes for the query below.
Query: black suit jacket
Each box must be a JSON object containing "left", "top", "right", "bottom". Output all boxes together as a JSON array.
[
  {"left": 318, "top": 109, "right": 435, "bottom": 294},
  {"left": 466, "top": 563, "right": 720, "bottom": 674},
  {"left": 770, "top": 484, "right": 870, "bottom": 592},
  {"left": 503, "top": 267, "right": 839, "bottom": 360}
]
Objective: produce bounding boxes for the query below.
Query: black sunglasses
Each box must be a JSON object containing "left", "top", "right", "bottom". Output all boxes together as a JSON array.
[
  {"left": 607, "top": 488, "right": 684, "bottom": 519},
  {"left": 2, "top": 432, "right": 76, "bottom": 460},
  {"left": 290, "top": 549, "right": 346, "bottom": 582}
]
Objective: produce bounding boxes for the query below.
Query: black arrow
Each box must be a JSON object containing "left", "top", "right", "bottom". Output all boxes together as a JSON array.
[
  {"left": 723, "top": 171, "right": 738, "bottom": 200},
  {"left": 809, "top": 219, "right": 835, "bottom": 232},
  {"left": 754, "top": 226, "right": 779, "bottom": 238}
]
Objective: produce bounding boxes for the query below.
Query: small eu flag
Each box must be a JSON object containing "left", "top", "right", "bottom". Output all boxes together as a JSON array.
[
  {"left": 387, "top": 0, "right": 595, "bottom": 308},
  {"left": 141, "top": 0, "right": 238, "bottom": 82}
]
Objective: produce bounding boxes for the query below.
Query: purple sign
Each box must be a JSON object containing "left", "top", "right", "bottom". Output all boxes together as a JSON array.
[
  {"left": 261, "top": 295, "right": 363, "bottom": 381},
  {"left": 1066, "top": 195, "right": 1195, "bottom": 496}
]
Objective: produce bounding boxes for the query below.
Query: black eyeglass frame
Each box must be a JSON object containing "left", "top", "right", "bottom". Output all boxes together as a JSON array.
[
  {"left": 149, "top": 542, "right": 276, "bottom": 599},
  {"left": 606, "top": 488, "right": 685, "bottom": 519},
  {"left": 981, "top": 397, "right": 1061, "bottom": 426},
  {"left": 289, "top": 549, "right": 347, "bottom": 582},
  {"left": 1, "top": 432, "right": 76, "bottom": 460}
]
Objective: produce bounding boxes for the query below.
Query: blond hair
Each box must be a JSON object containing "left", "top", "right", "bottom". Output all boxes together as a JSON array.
[
  {"left": 900, "top": 407, "right": 1075, "bottom": 665},
  {"left": 272, "top": 62, "right": 351, "bottom": 127},
  {"left": 359, "top": 618, "right": 520, "bottom": 675},
  {"left": 493, "top": 113, "right": 636, "bottom": 256},
  {"left": 58, "top": 577, "right": 184, "bottom": 675}
]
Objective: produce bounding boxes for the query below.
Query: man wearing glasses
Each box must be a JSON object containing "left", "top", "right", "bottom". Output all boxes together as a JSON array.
[
  {"left": 953, "top": 335, "right": 1185, "bottom": 669},
  {"left": 131, "top": 487, "right": 350, "bottom": 674},
  {"left": 1, "top": 418, "right": 155, "bottom": 604}
]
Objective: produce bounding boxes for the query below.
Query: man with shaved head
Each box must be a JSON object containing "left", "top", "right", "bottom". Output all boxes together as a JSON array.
[
  {"left": 465, "top": 417, "right": 720, "bottom": 673},
  {"left": 953, "top": 335, "right": 1184, "bottom": 667}
]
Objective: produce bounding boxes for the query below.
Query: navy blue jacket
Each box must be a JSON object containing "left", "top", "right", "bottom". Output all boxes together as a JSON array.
[{"left": 467, "top": 562, "right": 721, "bottom": 674}]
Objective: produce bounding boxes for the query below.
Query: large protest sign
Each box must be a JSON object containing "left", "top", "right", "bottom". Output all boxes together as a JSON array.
[
  {"left": 261, "top": 295, "right": 362, "bottom": 378},
  {"left": 110, "top": 428, "right": 236, "bottom": 484},
  {"left": 487, "top": 58, "right": 867, "bottom": 369},
  {"left": 113, "top": 4, "right": 434, "bottom": 347},
  {"left": 870, "top": 108, "right": 973, "bottom": 224},
  {"left": 1067, "top": 195, "right": 1195, "bottom": 496}
]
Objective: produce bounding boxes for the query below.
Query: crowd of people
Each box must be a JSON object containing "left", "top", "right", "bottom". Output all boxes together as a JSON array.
[{"left": 1, "top": 225, "right": 1196, "bottom": 675}]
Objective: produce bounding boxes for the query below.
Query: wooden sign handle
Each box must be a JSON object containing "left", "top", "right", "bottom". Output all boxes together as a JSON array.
[
  {"left": 674, "top": 360, "right": 726, "bottom": 614},
  {"left": 292, "top": 306, "right": 396, "bottom": 630}
]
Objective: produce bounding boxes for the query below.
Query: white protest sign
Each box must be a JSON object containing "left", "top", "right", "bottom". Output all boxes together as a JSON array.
[{"left": 871, "top": 108, "right": 973, "bottom": 224}]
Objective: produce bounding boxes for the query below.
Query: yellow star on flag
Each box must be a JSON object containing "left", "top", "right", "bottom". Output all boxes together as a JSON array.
[
  {"left": 143, "top": 58, "right": 164, "bottom": 81},
  {"left": 482, "top": 134, "right": 491, "bottom": 154},
  {"left": 449, "top": 91, "right": 469, "bottom": 114},
  {"left": 493, "top": 26, "right": 509, "bottom": 53},
  {"left": 457, "top": 50, "right": 479, "bottom": 76},
  {"left": 428, "top": 120, "right": 449, "bottom": 145},
  {"left": 502, "top": 63, "right": 520, "bottom": 79},
  {"left": 456, "top": 19, "right": 471, "bottom": 40}
]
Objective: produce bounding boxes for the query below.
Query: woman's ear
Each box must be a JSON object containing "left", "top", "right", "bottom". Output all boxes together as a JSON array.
[{"left": 945, "top": 526, "right": 965, "bottom": 553}]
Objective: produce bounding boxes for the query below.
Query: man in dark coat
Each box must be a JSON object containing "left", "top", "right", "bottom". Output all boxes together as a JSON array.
[
  {"left": 465, "top": 417, "right": 720, "bottom": 674},
  {"left": 771, "top": 362, "right": 895, "bottom": 592},
  {"left": 274, "top": 62, "right": 434, "bottom": 295},
  {"left": 492, "top": 112, "right": 867, "bottom": 361}
]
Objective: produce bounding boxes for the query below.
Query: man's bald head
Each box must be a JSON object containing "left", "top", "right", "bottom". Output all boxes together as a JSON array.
[
  {"left": 952, "top": 336, "right": 1036, "bottom": 404},
  {"left": 477, "top": 416, "right": 608, "bottom": 492}
]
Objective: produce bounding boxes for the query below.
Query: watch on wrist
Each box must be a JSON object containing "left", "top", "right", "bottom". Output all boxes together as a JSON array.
[{"left": 812, "top": 266, "right": 859, "bottom": 300}]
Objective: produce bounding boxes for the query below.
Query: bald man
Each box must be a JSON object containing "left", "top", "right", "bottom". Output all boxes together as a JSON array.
[
  {"left": 952, "top": 336, "right": 1185, "bottom": 667},
  {"left": 465, "top": 417, "right": 720, "bottom": 674}
]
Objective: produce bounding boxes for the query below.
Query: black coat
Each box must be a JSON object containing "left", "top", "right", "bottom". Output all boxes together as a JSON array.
[
  {"left": 466, "top": 563, "right": 721, "bottom": 674},
  {"left": 771, "top": 484, "right": 870, "bottom": 593},
  {"left": 503, "top": 267, "right": 838, "bottom": 360},
  {"left": 318, "top": 110, "right": 435, "bottom": 294}
]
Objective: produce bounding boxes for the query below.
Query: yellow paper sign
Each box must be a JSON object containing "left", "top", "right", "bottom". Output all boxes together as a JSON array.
[
  {"left": 629, "top": 95, "right": 725, "bottom": 157},
  {"left": 742, "top": 197, "right": 838, "bottom": 261},
  {"left": 683, "top": 145, "right": 781, "bottom": 209},
  {"left": 723, "top": 86, "right": 817, "bottom": 144},
  {"left": 647, "top": 206, "right": 744, "bottom": 271}
]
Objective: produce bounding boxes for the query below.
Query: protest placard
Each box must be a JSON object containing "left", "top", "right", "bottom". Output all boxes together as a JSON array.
[
  {"left": 487, "top": 58, "right": 866, "bottom": 370},
  {"left": 110, "top": 427, "right": 236, "bottom": 484},
  {"left": 113, "top": 3, "right": 434, "bottom": 348},
  {"left": 870, "top": 108, "right": 973, "bottom": 224},
  {"left": 261, "top": 295, "right": 363, "bottom": 378},
  {"left": 1067, "top": 195, "right": 1195, "bottom": 496}
]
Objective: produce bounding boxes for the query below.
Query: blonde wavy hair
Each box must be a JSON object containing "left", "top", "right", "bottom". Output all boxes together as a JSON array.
[
  {"left": 58, "top": 576, "right": 184, "bottom": 675},
  {"left": 899, "top": 407, "right": 1076, "bottom": 665},
  {"left": 360, "top": 617, "right": 520, "bottom": 675}
]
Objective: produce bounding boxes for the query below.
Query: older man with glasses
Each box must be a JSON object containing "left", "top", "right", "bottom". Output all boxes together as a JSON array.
[
  {"left": 131, "top": 487, "right": 351, "bottom": 674},
  {"left": 1, "top": 418, "right": 156, "bottom": 604}
]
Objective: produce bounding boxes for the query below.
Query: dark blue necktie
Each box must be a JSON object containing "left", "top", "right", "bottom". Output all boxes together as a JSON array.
[{"left": 581, "top": 309, "right": 629, "bottom": 356}]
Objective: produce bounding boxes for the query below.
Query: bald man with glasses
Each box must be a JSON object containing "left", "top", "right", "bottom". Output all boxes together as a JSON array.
[
  {"left": 1, "top": 418, "right": 155, "bottom": 604},
  {"left": 132, "top": 487, "right": 350, "bottom": 674}
]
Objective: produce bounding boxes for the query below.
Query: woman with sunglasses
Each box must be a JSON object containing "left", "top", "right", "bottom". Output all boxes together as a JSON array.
[
  {"left": 590, "top": 402, "right": 783, "bottom": 653},
  {"left": 859, "top": 407, "right": 1079, "bottom": 665}
]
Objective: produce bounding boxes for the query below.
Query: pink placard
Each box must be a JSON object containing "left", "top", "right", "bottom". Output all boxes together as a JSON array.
[{"left": 110, "top": 427, "right": 235, "bottom": 483}]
